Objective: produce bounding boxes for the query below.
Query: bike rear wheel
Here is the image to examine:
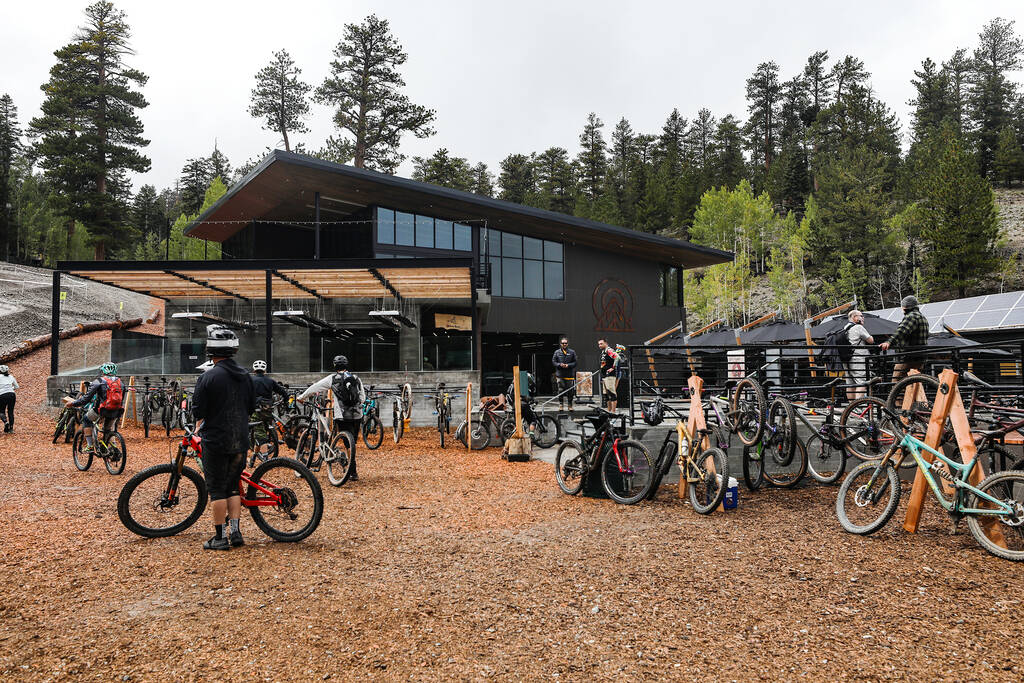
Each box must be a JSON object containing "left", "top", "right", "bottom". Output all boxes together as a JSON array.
[
  {"left": 247, "top": 458, "right": 324, "bottom": 542},
  {"left": 249, "top": 426, "right": 279, "bottom": 468},
  {"left": 72, "top": 431, "right": 93, "bottom": 471},
  {"left": 393, "top": 403, "right": 405, "bottom": 444},
  {"left": 687, "top": 446, "right": 729, "bottom": 514},
  {"left": 731, "top": 378, "right": 766, "bottom": 446},
  {"left": 363, "top": 416, "right": 383, "bottom": 450},
  {"left": 840, "top": 397, "right": 900, "bottom": 463},
  {"left": 104, "top": 432, "right": 127, "bottom": 475},
  {"left": 325, "top": 431, "right": 355, "bottom": 487},
  {"left": 529, "top": 415, "right": 560, "bottom": 449},
  {"left": 438, "top": 413, "right": 446, "bottom": 448},
  {"left": 469, "top": 416, "right": 492, "bottom": 450},
  {"left": 601, "top": 439, "right": 654, "bottom": 505},
  {"left": 764, "top": 433, "right": 807, "bottom": 488},
  {"left": 836, "top": 460, "right": 901, "bottom": 535},
  {"left": 805, "top": 433, "right": 846, "bottom": 484},
  {"left": 401, "top": 383, "right": 413, "bottom": 419},
  {"left": 886, "top": 373, "right": 941, "bottom": 442},
  {"left": 117, "top": 463, "right": 208, "bottom": 537},
  {"left": 742, "top": 444, "right": 765, "bottom": 491},
  {"left": 295, "top": 427, "right": 318, "bottom": 469},
  {"left": 554, "top": 440, "right": 587, "bottom": 495},
  {"left": 142, "top": 408, "right": 151, "bottom": 438},
  {"left": 766, "top": 397, "right": 796, "bottom": 466},
  {"left": 965, "top": 470, "right": 1024, "bottom": 561}
]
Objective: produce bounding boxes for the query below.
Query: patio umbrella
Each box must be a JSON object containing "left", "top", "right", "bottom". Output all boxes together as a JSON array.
[
  {"left": 810, "top": 312, "right": 899, "bottom": 340},
  {"left": 926, "top": 332, "right": 1011, "bottom": 355},
  {"left": 739, "top": 319, "right": 806, "bottom": 344}
]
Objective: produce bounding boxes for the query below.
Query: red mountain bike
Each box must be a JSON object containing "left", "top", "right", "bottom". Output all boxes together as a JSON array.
[{"left": 117, "top": 428, "right": 324, "bottom": 542}]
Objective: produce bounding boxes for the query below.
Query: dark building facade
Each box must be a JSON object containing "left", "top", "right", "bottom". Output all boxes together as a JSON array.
[{"left": 182, "top": 150, "right": 731, "bottom": 395}]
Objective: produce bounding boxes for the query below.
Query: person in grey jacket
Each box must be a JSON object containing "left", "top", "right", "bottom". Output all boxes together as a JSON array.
[
  {"left": 0, "top": 365, "right": 19, "bottom": 433},
  {"left": 297, "top": 354, "right": 366, "bottom": 481}
]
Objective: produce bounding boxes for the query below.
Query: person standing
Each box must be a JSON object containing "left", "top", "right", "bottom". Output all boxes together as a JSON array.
[
  {"left": 0, "top": 365, "right": 19, "bottom": 433},
  {"left": 551, "top": 337, "right": 577, "bottom": 411},
  {"left": 880, "top": 295, "right": 930, "bottom": 380},
  {"left": 597, "top": 339, "right": 619, "bottom": 412},
  {"left": 62, "top": 362, "right": 124, "bottom": 453},
  {"left": 297, "top": 354, "right": 366, "bottom": 481},
  {"left": 250, "top": 359, "right": 289, "bottom": 406},
  {"left": 191, "top": 325, "right": 255, "bottom": 551},
  {"left": 844, "top": 310, "right": 874, "bottom": 399}
]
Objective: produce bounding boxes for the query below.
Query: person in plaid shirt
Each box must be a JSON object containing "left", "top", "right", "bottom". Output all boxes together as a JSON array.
[{"left": 880, "top": 295, "right": 930, "bottom": 379}]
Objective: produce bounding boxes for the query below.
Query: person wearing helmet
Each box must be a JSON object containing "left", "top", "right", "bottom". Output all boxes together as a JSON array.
[
  {"left": 297, "top": 354, "right": 366, "bottom": 481},
  {"left": 597, "top": 339, "right": 619, "bottom": 412},
  {"left": 251, "top": 360, "right": 289, "bottom": 405},
  {"left": 63, "top": 362, "right": 124, "bottom": 452},
  {"left": 191, "top": 325, "right": 255, "bottom": 550},
  {"left": 0, "top": 364, "right": 19, "bottom": 433}
]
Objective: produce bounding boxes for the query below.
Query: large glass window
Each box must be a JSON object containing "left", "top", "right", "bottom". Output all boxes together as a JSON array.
[
  {"left": 423, "top": 333, "right": 472, "bottom": 370},
  {"left": 377, "top": 208, "right": 395, "bottom": 244},
  {"left": 322, "top": 331, "right": 399, "bottom": 371},
  {"left": 481, "top": 228, "right": 563, "bottom": 300},
  {"left": 435, "top": 219, "right": 453, "bottom": 250},
  {"left": 659, "top": 265, "right": 680, "bottom": 307},
  {"left": 415, "top": 215, "right": 434, "bottom": 248},
  {"left": 395, "top": 212, "right": 415, "bottom": 246},
  {"left": 454, "top": 223, "right": 472, "bottom": 251}
]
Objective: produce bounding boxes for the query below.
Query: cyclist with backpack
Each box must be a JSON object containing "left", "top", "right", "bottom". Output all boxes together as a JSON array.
[
  {"left": 0, "top": 365, "right": 19, "bottom": 433},
  {"left": 844, "top": 310, "right": 874, "bottom": 399},
  {"left": 62, "top": 362, "right": 124, "bottom": 455},
  {"left": 297, "top": 354, "right": 366, "bottom": 481}
]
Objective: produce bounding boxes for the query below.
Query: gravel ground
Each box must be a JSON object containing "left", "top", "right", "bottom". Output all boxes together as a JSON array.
[
  {"left": 0, "top": 262, "right": 160, "bottom": 350},
  {"left": 2, "top": 348, "right": 1024, "bottom": 681}
]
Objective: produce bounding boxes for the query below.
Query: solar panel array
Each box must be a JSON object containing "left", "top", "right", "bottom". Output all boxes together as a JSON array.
[{"left": 868, "top": 290, "right": 1024, "bottom": 332}]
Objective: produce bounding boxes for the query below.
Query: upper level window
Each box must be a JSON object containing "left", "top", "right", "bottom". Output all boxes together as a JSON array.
[
  {"left": 659, "top": 265, "right": 680, "bottom": 306},
  {"left": 482, "top": 227, "right": 563, "bottom": 300},
  {"left": 375, "top": 206, "right": 472, "bottom": 253}
]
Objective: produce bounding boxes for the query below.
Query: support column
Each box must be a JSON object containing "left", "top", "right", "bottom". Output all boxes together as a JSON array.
[
  {"left": 50, "top": 270, "right": 61, "bottom": 375},
  {"left": 470, "top": 269, "right": 479, "bottom": 371},
  {"left": 314, "top": 191, "right": 321, "bottom": 260},
  {"left": 265, "top": 270, "right": 273, "bottom": 372},
  {"left": 676, "top": 265, "right": 686, "bottom": 335}
]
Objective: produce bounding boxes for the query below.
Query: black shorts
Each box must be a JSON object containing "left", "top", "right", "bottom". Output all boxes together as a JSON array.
[{"left": 203, "top": 448, "right": 246, "bottom": 501}]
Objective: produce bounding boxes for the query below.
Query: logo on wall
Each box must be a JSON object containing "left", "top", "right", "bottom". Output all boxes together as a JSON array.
[{"left": 592, "top": 278, "right": 634, "bottom": 332}]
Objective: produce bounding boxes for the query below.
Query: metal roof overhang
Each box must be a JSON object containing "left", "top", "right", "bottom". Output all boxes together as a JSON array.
[
  {"left": 183, "top": 150, "right": 733, "bottom": 268},
  {"left": 58, "top": 258, "right": 473, "bottom": 301}
]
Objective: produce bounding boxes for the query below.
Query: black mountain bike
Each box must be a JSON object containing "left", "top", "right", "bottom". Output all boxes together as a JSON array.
[{"left": 554, "top": 408, "right": 654, "bottom": 505}]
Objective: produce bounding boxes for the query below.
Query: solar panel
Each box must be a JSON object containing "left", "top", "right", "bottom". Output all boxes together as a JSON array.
[
  {"left": 979, "top": 291, "right": 1022, "bottom": 310},
  {"left": 866, "top": 288, "right": 1024, "bottom": 332},
  {"left": 964, "top": 309, "right": 1008, "bottom": 330},
  {"left": 1001, "top": 307, "right": 1024, "bottom": 326}
]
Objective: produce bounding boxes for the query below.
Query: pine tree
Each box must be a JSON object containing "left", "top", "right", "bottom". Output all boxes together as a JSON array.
[
  {"left": 30, "top": 1, "right": 150, "bottom": 260},
  {"left": 470, "top": 163, "right": 493, "bottom": 197},
  {"left": 711, "top": 115, "right": 745, "bottom": 189},
  {"left": 830, "top": 55, "right": 869, "bottom": 104},
  {"left": 315, "top": 15, "right": 435, "bottom": 172},
  {"left": 745, "top": 61, "right": 782, "bottom": 173},
  {"left": 575, "top": 113, "right": 607, "bottom": 202},
  {"left": 802, "top": 51, "right": 833, "bottom": 119},
  {"left": 0, "top": 94, "right": 21, "bottom": 261},
  {"left": 994, "top": 125, "right": 1024, "bottom": 186},
  {"left": 918, "top": 124, "right": 1000, "bottom": 296},
  {"left": 909, "top": 58, "right": 952, "bottom": 142},
  {"left": 179, "top": 157, "right": 212, "bottom": 215},
  {"left": 411, "top": 148, "right": 473, "bottom": 191},
  {"left": 248, "top": 49, "right": 310, "bottom": 153},
  {"left": 608, "top": 118, "right": 639, "bottom": 224},
  {"left": 208, "top": 145, "right": 232, "bottom": 185},
  {"left": 532, "top": 147, "right": 576, "bottom": 215},
  {"left": 942, "top": 48, "right": 971, "bottom": 134},
  {"left": 129, "top": 184, "right": 165, "bottom": 241},
  {"left": 969, "top": 17, "right": 1023, "bottom": 178},
  {"left": 497, "top": 153, "right": 535, "bottom": 203}
]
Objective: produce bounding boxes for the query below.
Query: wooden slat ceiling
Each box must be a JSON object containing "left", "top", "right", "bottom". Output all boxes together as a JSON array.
[{"left": 68, "top": 267, "right": 471, "bottom": 300}]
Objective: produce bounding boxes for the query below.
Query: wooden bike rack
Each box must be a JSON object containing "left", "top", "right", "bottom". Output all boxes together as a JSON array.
[
  {"left": 678, "top": 374, "right": 720, "bottom": 510},
  {"left": 465, "top": 382, "right": 472, "bottom": 452},
  {"left": 504, "top": 365, "right": 530, "bottom": 460},
  {"left": 902, "top": 369, "right": 1007, "bottom": 548}
]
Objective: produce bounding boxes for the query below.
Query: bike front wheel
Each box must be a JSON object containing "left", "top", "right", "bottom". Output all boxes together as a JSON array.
[
  {"left": 805, "top": 433, "right": 845, "bottom": 484},
  {"left": 601, "top": 439, "right": 654, "bottom": 505},
  {"left": 687, "top": 446, "right": 729, "bottom": 515},
  {"left": 836, "top": 460, "right": 902, "bottom": 535},
  {"left": 324, "top": 431, "right": 355, "bottom": 487},
  {"left": 840, "top": 397, "right": 901, "bottom": 463},
  {"left": 247, "top": 458, "right": 324, "bottom": 542},
  {"left": 529, "top": 415, "right": 560, "bottom": 449},
  {"left": 763, "top": 434, "right": 807, "bottom": 488},
  {"left": 104, "top": 432, "right": 127, "bottom": 475},
  {"left": 731, "top": 378, "right": 766, "bottom": 446},
  {"left": 72, "top": 431, "right": 93, "bottom": 471},
  {"left": 117, "top": 463, "right": 208, "bottom": 537},
  {"left": 393, "top": 404, "right": 405, "bottom": 444},
  {"left": 469, "top": 417, "right": 492, "bottom": 450},
  {"left": 965, "top": 469, "right": 1024, "bottom": 561},
  {"left": 362, "top": 416, "right": 383, "bottom": 450},
  {"left": 295, "top": 427, "right": 318, "bottom": 469},
  {"left": 742, "top": 444, "right": 765, "bottom": 491},
  {"left": 554, "top": 440, "right": 587, "bottom": 496}
]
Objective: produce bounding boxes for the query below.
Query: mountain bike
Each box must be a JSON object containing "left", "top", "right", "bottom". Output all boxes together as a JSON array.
[
  {"left": 72, "top": 412, "right": 127, "bottom": 475},
  {"left": 117, "top": 426, "right": 323, "bottom": 542},
  {"left": 389, "top": 392, "right": 406, "bottom": 444},
  {"left": 554, "top": 408, "right": 654, "bottom": 505},
  {"left": 360, "top": 389, "right": 384, "bottom": 450},
  {"left": 836, "top": 402, "right": 1024, "bottom": 562},
  {"left": 499, "top": 399, "right": 560, "bottom": 449},
  {"left": 456, "top": 402, "right": 508, "bottom": 450},
  {"left": 295, "top": 395, "right": 355, "bottom": 486},
  {"left": 248, "top": 399, "right": 286, "bottom": 467},
  {"left": 651, "top": 420, "right": 730, "bottom": 513},
  {"left": 52, "top": 388, "right": 82, "bottom": 444},
  {"left": 426, "top": 384, "right": 453, "bottom": 448},
  {"left": 138, "top": 377, "right": 154, "bottom": 437}
]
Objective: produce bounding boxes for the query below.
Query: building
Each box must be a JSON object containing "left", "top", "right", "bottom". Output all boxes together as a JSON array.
[{"left": 53, "top": 150, "right": 731, "bottom": 397}]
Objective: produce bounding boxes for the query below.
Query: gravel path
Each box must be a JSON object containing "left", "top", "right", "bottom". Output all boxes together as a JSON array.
[{"left": 1, "top": 347, "right": 1023, "bottom": 681}]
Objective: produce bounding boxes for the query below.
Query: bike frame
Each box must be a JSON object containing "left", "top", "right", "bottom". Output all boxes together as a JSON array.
[{"left": 170, "top": 434, "right": 285, "bottom": 508}]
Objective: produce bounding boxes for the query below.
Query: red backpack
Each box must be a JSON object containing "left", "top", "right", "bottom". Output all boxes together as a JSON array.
[{"left": 99, "top": 376, "right": 124, "bottom": 411}]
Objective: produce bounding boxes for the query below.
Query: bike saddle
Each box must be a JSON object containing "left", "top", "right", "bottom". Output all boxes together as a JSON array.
[{"left": 963, "top": 370, "right": 994, "bottom": 389}]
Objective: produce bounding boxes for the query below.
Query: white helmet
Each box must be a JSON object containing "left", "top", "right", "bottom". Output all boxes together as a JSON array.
[
  {"left": 196, "top": 360, "right": 215, "bottom": 373},
  {"left": 205, "top": 324, "right": 239, "bottom": 357},
  {"left": 252, "top": 360, "right": 267, "bottom": 372},
  {"left": 0, "top": 365, "right": 8, "bottom": 375}
]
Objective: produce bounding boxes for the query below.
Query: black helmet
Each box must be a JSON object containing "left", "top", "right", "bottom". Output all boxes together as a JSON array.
[
  {"left": 205, "top": 324, "right": 239, "bottom": 358},
  {"left": 640, "top": 399, "right": 664, "bottom": 426},
  {"left": 332, "top": 354, "right": 349, "bottom": 371}
]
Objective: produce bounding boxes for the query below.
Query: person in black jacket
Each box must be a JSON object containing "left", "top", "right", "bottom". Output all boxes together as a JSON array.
[
  {"left": 551, "top": 337, "right": 577, "bottom": 411},
  {"left": 191, "top": 325, "right": 255, "bottom": 551},
  {"left": 250, "top": 359, "right": 289, "bottom": 405}
]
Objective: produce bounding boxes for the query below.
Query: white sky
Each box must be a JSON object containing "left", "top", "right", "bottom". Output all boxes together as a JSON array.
[{"left": 2, "top": 0, "right": 1022, "bottom": 191}]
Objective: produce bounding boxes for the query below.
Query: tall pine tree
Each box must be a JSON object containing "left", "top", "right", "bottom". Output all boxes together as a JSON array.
[
  {"left": 0, "top": 94, "right": 21, "bottom": 261},
  {"left": 248, "top": 49, "right": 311, "bottom": 153},
  {"left": 969, "top": 17, "right": 1023, "bottom": 178}
]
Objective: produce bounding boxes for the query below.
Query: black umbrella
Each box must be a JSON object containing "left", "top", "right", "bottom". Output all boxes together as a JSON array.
[
  {"left": 740, "top": 319, "right": 806, "bottom": 344},
  {"left": 810, "top": 312, "right": 899, "bottom": 340},
  {"left": 926, "top": 332, "right": 1011, "bottom": 355}
]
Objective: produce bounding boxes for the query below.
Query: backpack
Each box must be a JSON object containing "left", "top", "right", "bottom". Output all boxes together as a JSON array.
[
  {"left": 819, "top": 323, "right": 855, "bottom": 372},
  {"left": 99, "top": 376, "right": 124, "bottom": 411},
  {"left": 330, "top": 371, "right": 361, "bottom": 410}
]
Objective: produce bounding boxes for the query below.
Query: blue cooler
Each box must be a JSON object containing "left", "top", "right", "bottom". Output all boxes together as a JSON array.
[{"left": 723, "top": 476, "right": 739, "bottom": 509}]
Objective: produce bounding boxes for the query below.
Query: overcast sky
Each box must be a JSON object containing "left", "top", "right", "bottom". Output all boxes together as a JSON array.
[{"left": 3, "top": 0, "right": 1022, "bottom": 192}]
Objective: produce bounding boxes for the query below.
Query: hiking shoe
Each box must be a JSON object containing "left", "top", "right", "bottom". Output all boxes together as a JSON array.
[
  {"left": 203, "top": 535, "right": 230, "bottom": 551},
  {"left": 349, "top": 472, "right": 359, "bottom": 482},
  {"left": 229, "top": 530, "right": 245, "bottom": 547}
]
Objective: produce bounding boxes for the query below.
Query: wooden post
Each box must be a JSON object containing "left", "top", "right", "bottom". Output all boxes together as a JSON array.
[
  {"left": 504, "top": 365, "right": 531, "bottom": 459},
  {"left": 513, "top": 366, "right": 524, "bottom": 438},
  {"left": 680, "top": 374, "right": 712, "bottom": 499},
  {"left": 903, "top": 369, "right": 1007, "bottom": 547},
  {"left": 466, "top": 382, "right": 472, "bottom": 452},
  {"left": 121, "top": 375, "right": 136, "bottom": 430}
]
